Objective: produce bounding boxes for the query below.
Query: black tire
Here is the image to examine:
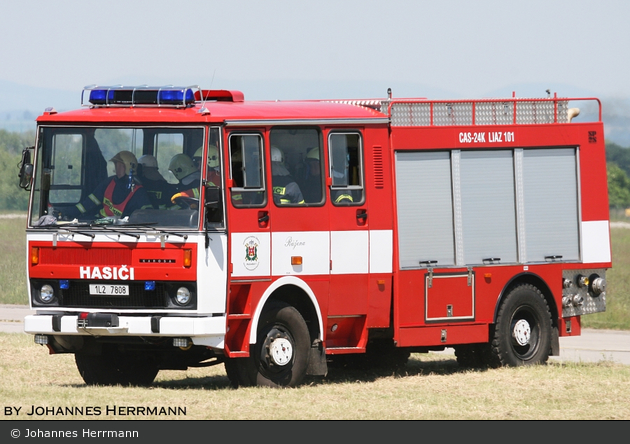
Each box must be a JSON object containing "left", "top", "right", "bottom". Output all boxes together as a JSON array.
[
  {"left": 75, "top": 345, "right": 159, "bottom": 387},
  {"left": 224, "top": 301, "right": 310, "bottom": 388},
  {"left": 486, "top": 283, "right": 552, "bottom": 368}
]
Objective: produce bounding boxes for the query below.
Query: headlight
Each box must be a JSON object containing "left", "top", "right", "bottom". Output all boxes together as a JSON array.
[
  {"left": 175, "top": 287, "right": 191, "bottom": 305},
  {"left": 40, "top": 284, "right": 55, "bottom": 303}
]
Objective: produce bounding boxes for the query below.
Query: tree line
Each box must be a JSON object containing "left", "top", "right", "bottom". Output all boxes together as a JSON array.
[
  {"left": 0, "top": 129, "right": 35, "bottom": 211},
  {"left": 2, "top": 129, "right": 630, "bottom": 212}
]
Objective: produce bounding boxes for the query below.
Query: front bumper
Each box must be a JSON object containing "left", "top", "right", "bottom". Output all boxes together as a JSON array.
[{"left": 24, "top": 314, "right": 226, "bottom": 348}]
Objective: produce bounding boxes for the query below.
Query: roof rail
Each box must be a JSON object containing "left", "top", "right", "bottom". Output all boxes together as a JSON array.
[{"left": 387, "top": 95, "right": 602, "bottom": 127}]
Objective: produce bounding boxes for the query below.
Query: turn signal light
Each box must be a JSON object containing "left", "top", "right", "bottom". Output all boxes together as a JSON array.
[
  {"left": 183, "top": 249, "right": 192, "bottom": 268},
  {"left": 31, "top": 247, "right": 39, "bottom": 265},
  {"left": 291, "top": 256, "right": 303, "bottom": 266}
]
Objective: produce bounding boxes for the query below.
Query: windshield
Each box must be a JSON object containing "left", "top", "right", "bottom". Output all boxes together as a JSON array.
[{"left": 29, "top": 126, "right": 224, "bottom": 229}]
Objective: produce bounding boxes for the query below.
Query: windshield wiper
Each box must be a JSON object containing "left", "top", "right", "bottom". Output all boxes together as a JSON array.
[
  {"left": 53, "top": 229, "right": 95, "bottom": 246},
  {"left": 144, "top": 230, "right": 188, "bottom": 247},
  {"left": 90, "top": 222, "right": 188, "bottom": 246},
  {"left": 33, "top": 216, "right": 188, "bottom": 246}
]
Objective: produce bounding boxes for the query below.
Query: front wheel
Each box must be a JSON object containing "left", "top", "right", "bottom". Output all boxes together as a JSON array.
[
  {"left": 487, "top": 283, "right": 552, "bottom": 368},
  {"left": 225, "top": 301, "right": 310, "bottom": 388}
]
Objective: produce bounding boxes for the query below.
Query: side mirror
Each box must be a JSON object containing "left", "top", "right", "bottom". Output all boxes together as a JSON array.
[
  {"left": 18, "top": 147, "right": 34, "bottom": 190},
  {"left": 204, "top": 186, "right": 223, "bottom": 226},
  {"left": 204, "top": 186, "right": 221, "bottom": 207}
]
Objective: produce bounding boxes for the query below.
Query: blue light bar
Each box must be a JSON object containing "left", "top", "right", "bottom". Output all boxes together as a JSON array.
[{"left": 84, "top": 86, "right": 198, "bottom": 107}]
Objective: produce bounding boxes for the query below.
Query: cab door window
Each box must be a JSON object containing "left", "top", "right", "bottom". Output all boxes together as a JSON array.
[
  {"left": 229, "top": 133, "right": 265, "bottom": 206},
  {"left": 329, "top": 132, "right": 364, "bottom": 205}
]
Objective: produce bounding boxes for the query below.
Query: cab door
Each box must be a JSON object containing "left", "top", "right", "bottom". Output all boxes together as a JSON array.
[
  {"left": 325, "top": 130, "right": 370, "bottom": 349},
  {"left": 226, "top": 131, "right": 271, "bottom": 281}
]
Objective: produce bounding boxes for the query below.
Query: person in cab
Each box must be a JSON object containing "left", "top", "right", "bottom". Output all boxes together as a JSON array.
[
  {"left": 138, "top": 154, "right": 179, "bottom": 209},
  {"left": 169, "top": 153, "right": 202, "bottom": 209},
  {"left": 193, "top": 145, "right": 221, "bottom": 187},
  {"left": 64, "top": 150, "right": 153, "bottom": 220},
  {"left": 271, "top": 146, "right": 305, "bottom": 205},
  {"left": 298, "top": 147, "right": 324, "bottom": 203},
  {"left": 192, "top": 145, "right": 223, "bottom": 222}
]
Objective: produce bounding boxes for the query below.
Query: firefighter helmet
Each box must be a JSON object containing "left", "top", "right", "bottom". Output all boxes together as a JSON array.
[
  {"left": 193, "top": 145, "right": 220, "bottom": 168},
  {"left": 271, "top": 146, "right": 284, "bottom": 163},
  {"left": 306, "top": 147, "right": 319, "bottom": 161},
  {"left": 110, "top": 151, "right": 139, "bottom": 176},
  {"left": 231, "top": 148, "right": 242, "bottom": 163},
  {"left": 138, "top": 154, "right": 158, "bottom": 169},
  {"left": 169, "top": 154, "right": 197, "bottom": 181}
]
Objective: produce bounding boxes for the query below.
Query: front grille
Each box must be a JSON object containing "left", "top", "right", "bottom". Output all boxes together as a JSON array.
[
  {"left": 31, "top": 279, "right": 196, "bottom": 310},
  {"left": 39, "top": 247, "right": 132, "bottom": 265},
  {"left": 60, "top": 281, "right": 168, "bottom": 308}
]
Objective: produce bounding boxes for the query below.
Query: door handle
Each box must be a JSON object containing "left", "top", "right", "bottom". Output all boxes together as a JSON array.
[
  {"left": 258, "top": 211, "right": 269, "bottom": 228},
  {"left": 356, "top": 209, "right": 367, "bottom": 226}
]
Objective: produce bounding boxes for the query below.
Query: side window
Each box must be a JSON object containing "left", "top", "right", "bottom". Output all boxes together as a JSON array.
[
  {"left": 229, "top": 133, "right": 265, "bottom": 207},
  {"left": 269, "top": 127, "right": 320, "bottom": 206},
  {"left": 329, "top": 132, "right": 364, "bottom": 205},
  {"left": 48, "top": 134, "right": 84, "bottom": 203}
]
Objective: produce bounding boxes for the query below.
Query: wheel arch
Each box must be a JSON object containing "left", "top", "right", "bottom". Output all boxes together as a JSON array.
[
  {"left": 494, "top": 272, "right": 559, "bottom": 328},
  {"left": 249, "top": 276, "right": 324, "bottom": 346}
]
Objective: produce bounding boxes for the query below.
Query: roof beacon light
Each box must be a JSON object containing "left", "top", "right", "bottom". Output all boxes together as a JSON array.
[
  {"left": 159, "top": 88, "right": 195, "bottom": 105},
  {"left": 83, "top": 85, "right": 198, "bottom": 107},
  {"left": 88, "top": 89, "right": 113, "bottom": 105}
]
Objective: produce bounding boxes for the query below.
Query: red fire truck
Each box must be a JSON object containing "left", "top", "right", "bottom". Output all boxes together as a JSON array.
[{"left": 18, "top": 85, "right": 610, "bottom": 387}]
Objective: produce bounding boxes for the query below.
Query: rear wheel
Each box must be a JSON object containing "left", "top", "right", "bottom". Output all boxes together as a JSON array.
[
  {"left": 75, "top": 345, "right": 159, "bottom": 386},
  {"left": 225, "top": 301, "right": 310, "bottom": 388},
  {"left": 486, "top": 283, "right": 552, "bottom": 368}
]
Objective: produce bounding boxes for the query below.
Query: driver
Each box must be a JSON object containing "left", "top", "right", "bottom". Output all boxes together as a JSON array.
[
  {"left": 168, "top": 153, "right": 201, "bottom": 209},
  {"left": 63, "top": 150, "right": 152, "bottom": 220}
]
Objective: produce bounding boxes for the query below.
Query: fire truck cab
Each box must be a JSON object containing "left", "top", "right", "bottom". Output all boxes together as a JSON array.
[{"left": 19, "top": 85, "right": 610, "bottom": 387}]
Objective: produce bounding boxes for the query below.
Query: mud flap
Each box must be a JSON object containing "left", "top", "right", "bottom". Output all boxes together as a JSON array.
[
  {"left": 550, "top": 326, "right": 560, "bottom": 356},
  {"left": 307, "top": 339, "right": 328, "bottom": 376}
]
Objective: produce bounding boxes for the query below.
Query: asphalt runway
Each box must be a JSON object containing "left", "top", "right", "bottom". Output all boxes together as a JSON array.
[{"left": 2, "top": 304, "right": 629, "bottom": 365}]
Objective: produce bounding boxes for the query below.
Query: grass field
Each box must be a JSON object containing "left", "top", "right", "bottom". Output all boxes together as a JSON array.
[
  {"left": 2, "top": 212, "right": 628, "bottom": 329},
  {"left": 1, "top": 213, "right": 629, "bottom": 421},
  {"left": 1, "top": 333, "right": 629, "bottom": 420},
  {"left": 0, "top": 214, "right": 27, "bottom": 305}
]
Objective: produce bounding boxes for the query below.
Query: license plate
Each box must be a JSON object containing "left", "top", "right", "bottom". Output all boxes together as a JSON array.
[{"left": 89, "top": 284, "right": 129, "bottom": 296}]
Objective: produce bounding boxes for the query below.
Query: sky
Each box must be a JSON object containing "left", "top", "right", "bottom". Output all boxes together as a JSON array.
[{"left": 1, "top": 0, "right": 630, "bottom": 132}]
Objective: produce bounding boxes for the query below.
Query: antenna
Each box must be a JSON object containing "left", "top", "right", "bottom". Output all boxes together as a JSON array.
[{"left": 199, "top": 69, "right": 216, "bottom": 114}]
